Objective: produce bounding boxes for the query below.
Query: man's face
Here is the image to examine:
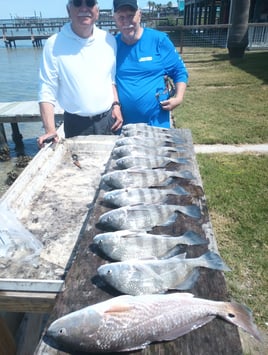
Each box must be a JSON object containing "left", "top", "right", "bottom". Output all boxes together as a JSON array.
[
  {"left": 114, "top": 6, "right": 141, "bottom": 41},
  {"left": 68, "top": 0, "right": 99, "bottom": 30}
]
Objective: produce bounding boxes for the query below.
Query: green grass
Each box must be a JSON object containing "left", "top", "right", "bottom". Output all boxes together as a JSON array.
[
  {"left": 174, "top": 49, "right": 268, "bottom": 144},
  {"left": 197, "top": 154, "right": 268, "bottom": 332},
  {"left": 173, "top": 48, "right": 268, "bottom": 335}
]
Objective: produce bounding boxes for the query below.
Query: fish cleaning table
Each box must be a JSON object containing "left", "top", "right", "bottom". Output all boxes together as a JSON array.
[
  {"left": 0, "top": 135, "right": 118, "bottom": 352},
  {"left": 34, "top": 128, "right": 245, "bottom": 355}
]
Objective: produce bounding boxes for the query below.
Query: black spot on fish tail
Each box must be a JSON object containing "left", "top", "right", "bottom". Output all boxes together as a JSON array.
[{"left": 219, "top": 302, "right": 262, "bottom": 341}]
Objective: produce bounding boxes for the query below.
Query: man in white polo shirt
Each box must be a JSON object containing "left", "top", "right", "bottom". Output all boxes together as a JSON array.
[{"left": 38, "top": 0, "right": 123, "bottom": 146}]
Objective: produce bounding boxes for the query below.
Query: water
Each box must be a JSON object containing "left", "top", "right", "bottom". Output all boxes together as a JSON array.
[{"left": 0, "top": 46, "right": 44, "bottom": 197}]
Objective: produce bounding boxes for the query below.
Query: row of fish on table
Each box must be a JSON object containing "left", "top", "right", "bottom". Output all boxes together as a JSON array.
[{"left": 46, "top": 124, "right": 261, "bottom": 353}]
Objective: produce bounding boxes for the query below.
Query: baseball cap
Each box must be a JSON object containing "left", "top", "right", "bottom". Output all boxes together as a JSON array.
[{"left": 113, "top": 0, "right": 138, "bottom": 12}]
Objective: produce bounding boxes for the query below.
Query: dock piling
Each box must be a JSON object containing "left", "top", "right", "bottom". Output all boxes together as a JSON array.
[{"left": 0, "top": 123, "right": 10, "bottom": 161}]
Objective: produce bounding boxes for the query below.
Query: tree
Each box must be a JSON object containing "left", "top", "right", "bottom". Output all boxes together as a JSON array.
[
  {"left": 167, "top": 1, "right": 173, "bottom": 8},
  {"left": 227, "top": 0, "right": 251, "bottom": 58}
]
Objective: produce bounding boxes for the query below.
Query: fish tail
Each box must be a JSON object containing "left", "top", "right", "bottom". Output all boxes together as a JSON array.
[
  {"left": 219, "top": 302, "right": 262, "bottom": 341},
  {"left": 172, "top": 170, "right": 194, "bottom": 180},
  {"left": 197, "top": 251, "right": 231, "bottom": 271},
  {"left": 172, "top": 186, "right": 189, "bottom": 196},
  {"left": 180, "top": 231, "right": 208, "bottom": 246}
]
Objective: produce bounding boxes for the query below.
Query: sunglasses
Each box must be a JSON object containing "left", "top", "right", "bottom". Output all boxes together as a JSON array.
[{"left": 70, "top": 0, "right": 97, "bottom": 7}]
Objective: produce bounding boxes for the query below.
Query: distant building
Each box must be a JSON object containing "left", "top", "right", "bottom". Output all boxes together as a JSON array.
[{"left": 184, "top": 0, "right": 268, "bottom": 25}]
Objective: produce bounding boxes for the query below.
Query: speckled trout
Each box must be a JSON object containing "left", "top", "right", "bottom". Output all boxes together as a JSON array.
[{"left": 45, "top": 293, "right": 261, "bottom": 353}]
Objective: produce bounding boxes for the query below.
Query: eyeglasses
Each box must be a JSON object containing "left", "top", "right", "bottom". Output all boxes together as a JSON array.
[
  {"left": 155, "top": 75, "right": 176, "bottom": 103},
  {"left": 70, "top": 0, "right": 97, "bottom": 8}
]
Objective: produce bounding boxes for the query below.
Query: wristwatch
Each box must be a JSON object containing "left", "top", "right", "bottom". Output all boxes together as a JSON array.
[{"left": 112, "top": 101, "right": 121, "bottom": 109}]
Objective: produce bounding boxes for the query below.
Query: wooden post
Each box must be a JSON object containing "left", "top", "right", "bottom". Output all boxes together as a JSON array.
[
  {"left": 0, "top": 316, "right": 16, "bottom": 355},
  {"left": 0, "top": 123, "right": 10, "bottom": 161},
  {"left": 11, "top": 123, "right": 24, "bottom": 152}
]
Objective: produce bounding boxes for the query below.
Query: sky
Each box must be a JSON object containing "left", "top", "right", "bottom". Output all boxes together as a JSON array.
[{"left": 0, "top": 1, "right": 178, "bottom": 19}]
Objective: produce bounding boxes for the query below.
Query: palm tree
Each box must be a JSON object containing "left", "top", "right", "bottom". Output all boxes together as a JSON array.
[
  {"left": 227, "top": 0, "right": 251, "bottom": 58},
  {"left": 167, "top": 1, "right": 173, "bottom": 8}
]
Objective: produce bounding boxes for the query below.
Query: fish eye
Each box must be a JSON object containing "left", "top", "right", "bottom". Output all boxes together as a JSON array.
[
  {"left": 228, "top": 313, "right": 235, "bottom": 318},
  {"left": 107, "top": 269, "right": 112, "bottom": 275},
  {"left": 58, "top": 327, "right": 67, "bottom": 336}
]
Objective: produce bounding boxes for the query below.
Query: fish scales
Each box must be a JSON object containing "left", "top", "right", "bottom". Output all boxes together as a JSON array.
[
  {"left": 112, "top": 145, "right": 186, "bottom": 159},
  {"left": 101, "top": 169, "right": 194, "bottom": 189},
  {"left": 115, "top": 156, "right": 189, "bottom": 169},
  {"left": 97, "top": 204, "right": 201, "bottom": 231},
  {"left": 122, "top": 128, "right": 185, "bottom": 142},
  {"left": 103, "top": 186, "right": 188, "bottom": 207},
  {"left": 45, "top": 293, "right": 261, "bottom": 353},
  {"left": 122, "top": 123, "right": 170, "bottom": 133},
  {"left": 93, "top": 230, "right": 207, "bottom": 261},
  {"left": 121, "top": 123, "right": 187, "bottom": 141},
  {"left": 115, "top": 135, "right": 183, "bottom": 148},
  {"left": 97, "top": 251, "right": 231, "bottom": 295}
]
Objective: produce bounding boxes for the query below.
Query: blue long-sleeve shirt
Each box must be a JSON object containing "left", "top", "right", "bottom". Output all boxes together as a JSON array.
[{"left": 116, "top": 28, "right": 188, "bottom": 128}]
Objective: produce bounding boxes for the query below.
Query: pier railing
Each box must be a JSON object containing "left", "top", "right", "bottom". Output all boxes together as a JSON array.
[{"left": 1, "top": 16, "right": 267, "bottom": 50}]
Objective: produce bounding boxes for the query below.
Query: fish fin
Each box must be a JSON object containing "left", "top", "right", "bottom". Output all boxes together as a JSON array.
[
  {"left": 173, "top": 269, "right": 200, "bottom": 290},
  {"left": 179, "top": 231, "right": 208, "bottom": 246},
  {"left": 197, "top": 251, "right": 231, "bottom": 272},
  {"left": 117, "top": 342, "right": 149, "bottom": 352},
  {"left": 161, "top": 213, "right": 179, "bottom": 227},
  {"left": 160, "top": 245, "right": 185, "bottom": 259},
  {"left": 162, "top": 177, "right": 174, "bottom": 186},
  {"left": 170, "top": 252, "right": 187, "bottom": 260},
  {"left": 104, "top": 304, "right": 134, "bottom": 314},
  {"left": 172, "top": 186, "right": 189, "bottom": 196},
  {"left": 173, "top": 157, "right": 189, "bottom": 165},
  {"left": 158, "top": 315, "right": 215, "bottom": 341},
  {"left": 174, "top": 170, "right": 194, "bottom": 180},
  {"left": 126, "top": 167, "right": 147, "bottom": 173},
  {"left": 219, "top": 302, "right": 262, "bottom": 341},
  {"left": 175, "top": 205, "right": 201, "bottom": 219}
]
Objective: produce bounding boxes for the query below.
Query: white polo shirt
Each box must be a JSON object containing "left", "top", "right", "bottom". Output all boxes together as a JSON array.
[{"left": 38, "top": 23, "right": 116, "bottom": 116}]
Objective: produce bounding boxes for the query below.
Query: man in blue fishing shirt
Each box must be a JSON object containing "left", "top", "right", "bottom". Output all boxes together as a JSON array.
[{"left": 113, "top": 0, "right": 188, "bottom": 128}]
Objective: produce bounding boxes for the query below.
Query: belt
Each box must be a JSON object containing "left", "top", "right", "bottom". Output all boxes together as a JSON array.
[
  {"left": 87, "top": 109, "right": 110, "bottom": 121},
  {"left": 64, "top": 109, "right": 110, "bottom": 121}
]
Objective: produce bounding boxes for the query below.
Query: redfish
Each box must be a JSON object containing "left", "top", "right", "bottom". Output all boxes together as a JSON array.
[{"left": 45, "top": 293, "right": 261, "bottom": 353}]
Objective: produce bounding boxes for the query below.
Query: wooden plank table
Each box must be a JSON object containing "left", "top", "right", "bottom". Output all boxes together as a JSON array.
[
  {"left": 0, "top": 101, "right": 63, "bottom": 123},
  {"left": 35, "top": 129, "right": 244, "bottom": 355},
  {"left": 0, "top": 100, "right": 63, "bottom": 153}
]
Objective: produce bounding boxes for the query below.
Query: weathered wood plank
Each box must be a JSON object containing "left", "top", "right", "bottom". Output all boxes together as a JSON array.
[
  {"left": 0, "top": 279, "right": 64, "bottom": 293},
  {"left": 16, "top": 313, "right": 48, "bottom": 355},
  {"left": 0, "top": 101, "right": 63, "bottom": 123},
  {"left": 35, "top": 129, "right": 243, "bottom": 354},
  {"left": 0, "top": 316, "right": 16, "bottom": 355},
  {"left": 0, "top": 291, "right": 56, "bottom": 313}
]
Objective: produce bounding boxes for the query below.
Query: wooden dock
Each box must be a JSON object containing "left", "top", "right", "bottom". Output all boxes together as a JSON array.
[
  {"left": 0, "top": 16, "right": 118, "bottom": 47},
  {"left": 0, "top": 101, "right": 63, "bottom": 160},
  {"left": 2, "top": 34, "right": 52, "bottom": 48}
]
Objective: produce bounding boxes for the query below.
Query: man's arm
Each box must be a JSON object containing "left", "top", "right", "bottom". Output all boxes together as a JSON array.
[
  {"left": 38, "top": 102, "right": 59, "bottom": 147},
  {"left": 111, "top": 84, "right": 123, "bottom": 132}
]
